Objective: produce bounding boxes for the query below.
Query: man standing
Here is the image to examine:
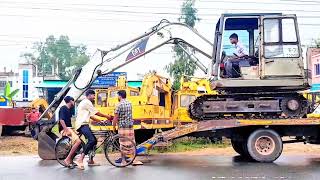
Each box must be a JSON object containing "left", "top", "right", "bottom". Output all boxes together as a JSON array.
[
  {"left": 58, "top": 96, "right": 81, "bottom": 167},
  {"left": 112, "top": 90, "right": 139, "bottom": 165},
  {"left": 27, "top": 107, "right": 40, "bottom": 125},
  {"left": 74, "top": 89, "right": 111, "bottom": 170},
  {"left": 225, "top": 33, "right": 249, "bottom": 78}
]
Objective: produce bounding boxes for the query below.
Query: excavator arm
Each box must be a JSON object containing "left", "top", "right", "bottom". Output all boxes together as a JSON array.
[
  {"left": 36, "top": 19, "right": 213, "bottom": 160},
  {"left": 39, "top": 19, "right": 213, "bottom": 123}
]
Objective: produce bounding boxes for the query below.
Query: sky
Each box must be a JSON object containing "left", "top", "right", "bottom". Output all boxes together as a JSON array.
[{"left": 1, "top": 0, "right": 320, "bottom": 80}]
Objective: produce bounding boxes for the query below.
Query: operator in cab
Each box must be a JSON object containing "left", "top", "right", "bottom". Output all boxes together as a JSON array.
[{"left": 225, "top": 33, "right": 249, "bottom": 78}]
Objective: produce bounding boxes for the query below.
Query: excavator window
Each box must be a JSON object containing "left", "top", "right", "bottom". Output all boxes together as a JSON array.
[
  {"left": 263, "top": 18, "right": 299, "bottom": 58},
  {"left": 130, "top": 90, "right": 139, "bottom": 96},
  {"left": 220, "top": 17, "right": 260, "bottom": 79},
  {"left": 97, "top": 92, "right": 107, "bottom": 107},
  {"left": 110, "top": 91, "right": 118, "bottom": 98},
  {"left": 180, "top": 95, "right": 196, "bottom": 108},
  {"left": 159, "top": 92, "right": 166, "bottom": 107}
]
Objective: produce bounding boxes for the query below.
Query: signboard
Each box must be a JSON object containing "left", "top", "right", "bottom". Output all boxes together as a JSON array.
[
  {"left": 0, "top": 97, "right": 7, "bottom": 106},
  {"left": 92, "top": 72, "right": 127, "bottom": 88}
]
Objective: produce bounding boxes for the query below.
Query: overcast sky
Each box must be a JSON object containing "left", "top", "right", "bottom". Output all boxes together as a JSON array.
[{"left": 1, "top": 0, "right": 320, "bottom": 80}]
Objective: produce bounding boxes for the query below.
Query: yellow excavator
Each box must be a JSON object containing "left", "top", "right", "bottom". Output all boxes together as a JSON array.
[
  {"left": 92, "top": 73, "right": 217, "bottom": 142},
  {"left": 29, "top": 98, "right": 52, "bottom": 120},
  {"left": 92, "top": 72, "right": 173, "bottom": 133},
  {"left": 172, "top": 76, "right": 217, "bottom": 125}
]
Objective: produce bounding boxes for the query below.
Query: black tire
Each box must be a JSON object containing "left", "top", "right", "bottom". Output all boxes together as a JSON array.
[
  {"left": 104, "top": 134, "right": 137, "bottom": 167},
  {"left": 231, "top": 139, "right": 246, "bottom": 156},
  {"left": 55, "top": 136, "right": 84, "bottom": 167},
  {"left": 247, "top": 129, "right": 283, "bottom": 163}
]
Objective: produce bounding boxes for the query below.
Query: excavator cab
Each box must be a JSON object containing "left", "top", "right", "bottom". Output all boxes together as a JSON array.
[
  {"left": 212, "top": 13, "right": 307, "bottom": 90},
  {"left": 190, "top": 13, "right": 310, "bottom": 120}
]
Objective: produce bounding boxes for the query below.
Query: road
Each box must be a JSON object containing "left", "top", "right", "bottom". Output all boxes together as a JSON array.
[{"left": 1, "top": 154, "right": 320, "bottom": 180}]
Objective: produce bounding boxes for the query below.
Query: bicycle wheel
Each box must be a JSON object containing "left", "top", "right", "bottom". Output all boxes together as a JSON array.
[
  {"left": 104, "top": 134, "right": 137, "bottom": 167},
  {"left": 55, "top": 136, "right": 84, "bottom": 167}
]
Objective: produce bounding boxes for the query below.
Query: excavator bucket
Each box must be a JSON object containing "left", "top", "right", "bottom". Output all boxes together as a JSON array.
[{"left": 32, "top": 118, "right": 58, "bottom": 160}]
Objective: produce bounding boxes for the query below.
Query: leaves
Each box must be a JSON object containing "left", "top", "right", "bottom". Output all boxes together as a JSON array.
[
  {"left": 4, "top": 82, "right": 10, "bottom": 98},
  {"left": 3, "top": 82, "right": 19, "bottom": 103},
  {"left": 165, "top": 0, "right": 199, "bottom": 90},
  {"left": 22, "top": 35, "right": 90, "bottom": 80},
  {"left": 8, "top": 89, "right": 19, "bottom": 100}
]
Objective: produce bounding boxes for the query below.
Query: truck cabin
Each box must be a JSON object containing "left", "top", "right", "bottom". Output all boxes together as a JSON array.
[{"left": 212, "top": 13, "right": 302, "bottom": 80}]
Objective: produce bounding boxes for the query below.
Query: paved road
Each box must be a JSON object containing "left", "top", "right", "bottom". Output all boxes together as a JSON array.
[{"left": 1, "top": 154, "right": 320, "bottom": 180}]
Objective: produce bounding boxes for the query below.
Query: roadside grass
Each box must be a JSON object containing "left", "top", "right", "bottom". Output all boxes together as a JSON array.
[
  {"left": 151, "top": 137, "right": 230, "bottom": 153},
  {"left": 93, "top": 137, "right": 230, "bottom": 154}
]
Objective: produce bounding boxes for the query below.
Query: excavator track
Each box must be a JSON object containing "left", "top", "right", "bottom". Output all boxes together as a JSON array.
[{"left": 189, "top": 92, "right": 309, "bottom": 121}]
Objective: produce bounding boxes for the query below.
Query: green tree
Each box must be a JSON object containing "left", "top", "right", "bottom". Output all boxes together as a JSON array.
[
  {"left": 314, "top": 38, "right": 320, "bottom": 48},
  {"left": 22, "top": 35, "right": 89, "bottom": 80},
  {"left": 165, "top": 0, "right": 199, "bottom": 90},
  {"left": 2, "top": 82, "right": 19, "bottom": 106}
]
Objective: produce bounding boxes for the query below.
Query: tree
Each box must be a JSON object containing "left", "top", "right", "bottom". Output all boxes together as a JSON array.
[
  {"left": 165, "top": 0, "right": 199, "bottom": 90},
  {"left": 22, "top": 35, "right": 90, "bottom": 80},
  {"left": 2, "top": 82, "right": 19, "bottom": 106},
  {"left": 314, "top": 38, "right": 320, "bottom": 48}
]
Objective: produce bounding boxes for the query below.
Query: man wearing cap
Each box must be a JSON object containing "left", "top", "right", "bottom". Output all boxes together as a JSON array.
[{"left": 59, "top": 96, "right": 81, "bottom": 167}]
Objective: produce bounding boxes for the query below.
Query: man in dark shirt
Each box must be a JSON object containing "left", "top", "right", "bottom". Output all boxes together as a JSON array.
[{"left": 59, "top": 96, "right": 81, "bottom": 167}]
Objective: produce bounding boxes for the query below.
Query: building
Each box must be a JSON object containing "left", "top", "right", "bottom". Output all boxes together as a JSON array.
[
  {"left": 307, "top": 48, "right": 320, "bottom": 92},
  {"left": 0, "top": 64, "right": 43, "bottom": 103}
]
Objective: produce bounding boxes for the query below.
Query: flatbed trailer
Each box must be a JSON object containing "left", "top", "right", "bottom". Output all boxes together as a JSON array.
[{"left": 136, "top": 118, "right": 320, "bottom": 162}]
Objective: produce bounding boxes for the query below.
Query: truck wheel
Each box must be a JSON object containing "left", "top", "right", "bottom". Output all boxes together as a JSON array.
[
  {"left": 231, "top": 139, "right": 246, "bottom": 156},
  {"left": 247, "top": 129, "right": 283, "bottom": 163}
]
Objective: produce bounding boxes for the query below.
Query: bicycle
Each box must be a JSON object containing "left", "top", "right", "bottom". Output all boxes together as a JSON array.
[{"left": 54, "top": 121, "right": 137, "bottom": 168}]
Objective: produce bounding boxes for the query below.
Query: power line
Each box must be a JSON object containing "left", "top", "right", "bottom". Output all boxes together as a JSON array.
[
  {"left": 1, "top": 13, "right": 320, "bottom": 28},
  {"left": 1, "top": 0, "right": 320, "bottom": 7},
  {"left": 2, "top": 3, "right": 320, "bottom": 15}
]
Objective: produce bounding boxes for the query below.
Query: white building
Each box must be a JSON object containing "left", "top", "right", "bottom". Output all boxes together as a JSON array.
[{"left": 0, "top": 64, "right": 43, "bottom": 102}]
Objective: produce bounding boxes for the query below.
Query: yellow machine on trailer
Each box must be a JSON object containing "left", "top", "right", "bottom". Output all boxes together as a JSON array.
[
  {"left": 92, "top": 72, "right": 173, "bottom": 133},
  {"left": 91, "top": 73, "right": 217, "bottom": 140}
]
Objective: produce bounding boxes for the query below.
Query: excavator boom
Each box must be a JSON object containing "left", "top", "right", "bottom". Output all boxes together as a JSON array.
[{"left": 36, "top": 19, "right": 214, "bottom": 160}]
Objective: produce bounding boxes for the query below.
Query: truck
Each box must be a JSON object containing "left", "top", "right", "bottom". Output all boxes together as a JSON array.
[
  {"left": 0, "top": 98, "right": 51, "bottom": 136},
  {"left": 35, "top": 13, "right": 320, "bottom": 163}
]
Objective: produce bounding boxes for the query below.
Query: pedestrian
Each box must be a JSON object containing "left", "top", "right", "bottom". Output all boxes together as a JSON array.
[
  {"left": 27, "top": 107, "right": 40, "bottom": 125},
  {"left": 74, "top": 89, "right": 112, "bottom": 170},
  {"left": 58, "top": 96, "right": 81, "bottom": 167},
  {"left": 112, "top": 90, "right": 141, "bottom": 165}
]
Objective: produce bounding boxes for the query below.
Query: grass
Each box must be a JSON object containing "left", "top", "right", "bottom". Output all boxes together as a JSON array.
[
  {"left": 94, "top": 137, "right": 229, "bottom": 155},
  {"left": 151, "top": 137, "right": 230, "bottom": 153}
]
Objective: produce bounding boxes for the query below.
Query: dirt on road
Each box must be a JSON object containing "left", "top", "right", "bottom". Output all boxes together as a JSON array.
[
  {"left": 0, "top": 136, "right": 37, "bottom": 155},
  {"left": 1, "top": 136, "right": 320, "bottom": 156}
]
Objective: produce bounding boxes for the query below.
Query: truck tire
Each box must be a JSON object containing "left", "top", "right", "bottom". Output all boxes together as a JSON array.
[
  {"left": 247, "top": 129, "right": 283, "bottom": 163},
  {"left": 231, "top": 139, "right": 246, "bottom": 156}
]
